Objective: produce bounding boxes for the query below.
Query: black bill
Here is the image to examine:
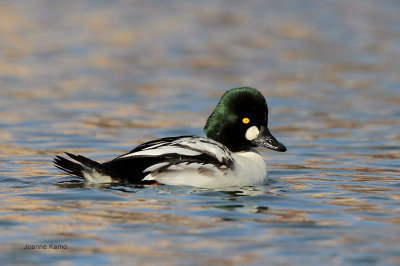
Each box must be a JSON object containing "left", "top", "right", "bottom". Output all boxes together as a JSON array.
[{"left": 251, "top": 126, "right": 287, "bottom": 152}]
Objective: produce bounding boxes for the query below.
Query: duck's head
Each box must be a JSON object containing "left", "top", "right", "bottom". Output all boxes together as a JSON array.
[{"left": 204, "top": 87, "right": 287, "bottom": 153}]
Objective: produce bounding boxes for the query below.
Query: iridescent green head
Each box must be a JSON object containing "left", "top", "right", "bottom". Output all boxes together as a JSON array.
[{"left": 204, "top": 87, "right": 286, "bottom": 152}]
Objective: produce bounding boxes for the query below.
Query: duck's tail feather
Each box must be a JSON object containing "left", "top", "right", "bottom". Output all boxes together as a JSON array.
[
  {"left": 53, "top": 153, "right": 120, "bottom": 183},
  {"left": 53, "top": 154, "right": 85, "bottom": 178}
]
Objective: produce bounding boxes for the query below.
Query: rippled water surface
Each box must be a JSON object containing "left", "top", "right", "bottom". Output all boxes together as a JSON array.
[{"left": 1, "top": 0, "right": 399, "bottom": 265}]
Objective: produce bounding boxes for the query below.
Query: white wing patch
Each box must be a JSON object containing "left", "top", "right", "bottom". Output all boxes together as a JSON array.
[
  {"left": 194, "top": 139, "right": 231, "bottom": 163},
  {"left": 118, "top": 136, "right": 233, "bottom": 164},
  {"left": 143, "top": 162, "right": 170, "bottom": 172},
  {"left": 120, "top": 147, "right": 201, "bottom": 158}
]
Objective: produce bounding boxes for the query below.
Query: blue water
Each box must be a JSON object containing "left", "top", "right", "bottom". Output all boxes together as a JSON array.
[{"left": 0, "top": 0, "right": 399, "bottom": 265}]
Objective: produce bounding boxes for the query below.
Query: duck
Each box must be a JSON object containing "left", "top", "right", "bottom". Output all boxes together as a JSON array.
[{"left": 53, "top": 87, "right": 286, "bottom": 188}]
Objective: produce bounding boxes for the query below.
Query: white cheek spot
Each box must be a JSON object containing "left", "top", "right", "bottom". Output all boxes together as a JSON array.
[{"left": 245, "top": 126, "right": 260, "bottom": 141}]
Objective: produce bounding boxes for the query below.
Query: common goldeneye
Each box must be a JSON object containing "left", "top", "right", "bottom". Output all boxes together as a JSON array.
[{"left": 54, "top": 87, "right": 286, "bottom": 188}]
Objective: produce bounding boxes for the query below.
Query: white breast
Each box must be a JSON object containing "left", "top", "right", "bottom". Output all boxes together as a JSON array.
[{"left": 230, "top": 149, "right": 268, "bottom": 185}]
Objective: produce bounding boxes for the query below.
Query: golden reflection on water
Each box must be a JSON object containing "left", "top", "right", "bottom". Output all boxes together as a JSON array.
[{"left": 1, "top": 0, "right": 400, "bottom": 265}]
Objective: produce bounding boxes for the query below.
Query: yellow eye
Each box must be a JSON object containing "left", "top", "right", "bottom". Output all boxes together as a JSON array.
[{"left": 242, "top": 117, "right": 250, "bottom": 124}]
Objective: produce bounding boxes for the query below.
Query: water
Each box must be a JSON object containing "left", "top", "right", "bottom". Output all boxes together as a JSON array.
[{"left": 1, "top": 0, "right": 399, "bottom": 265}]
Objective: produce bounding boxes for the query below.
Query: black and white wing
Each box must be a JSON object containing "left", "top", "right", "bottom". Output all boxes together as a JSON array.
[{"left": 103, "top": 136, "right": 234, "bottom": 183}]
